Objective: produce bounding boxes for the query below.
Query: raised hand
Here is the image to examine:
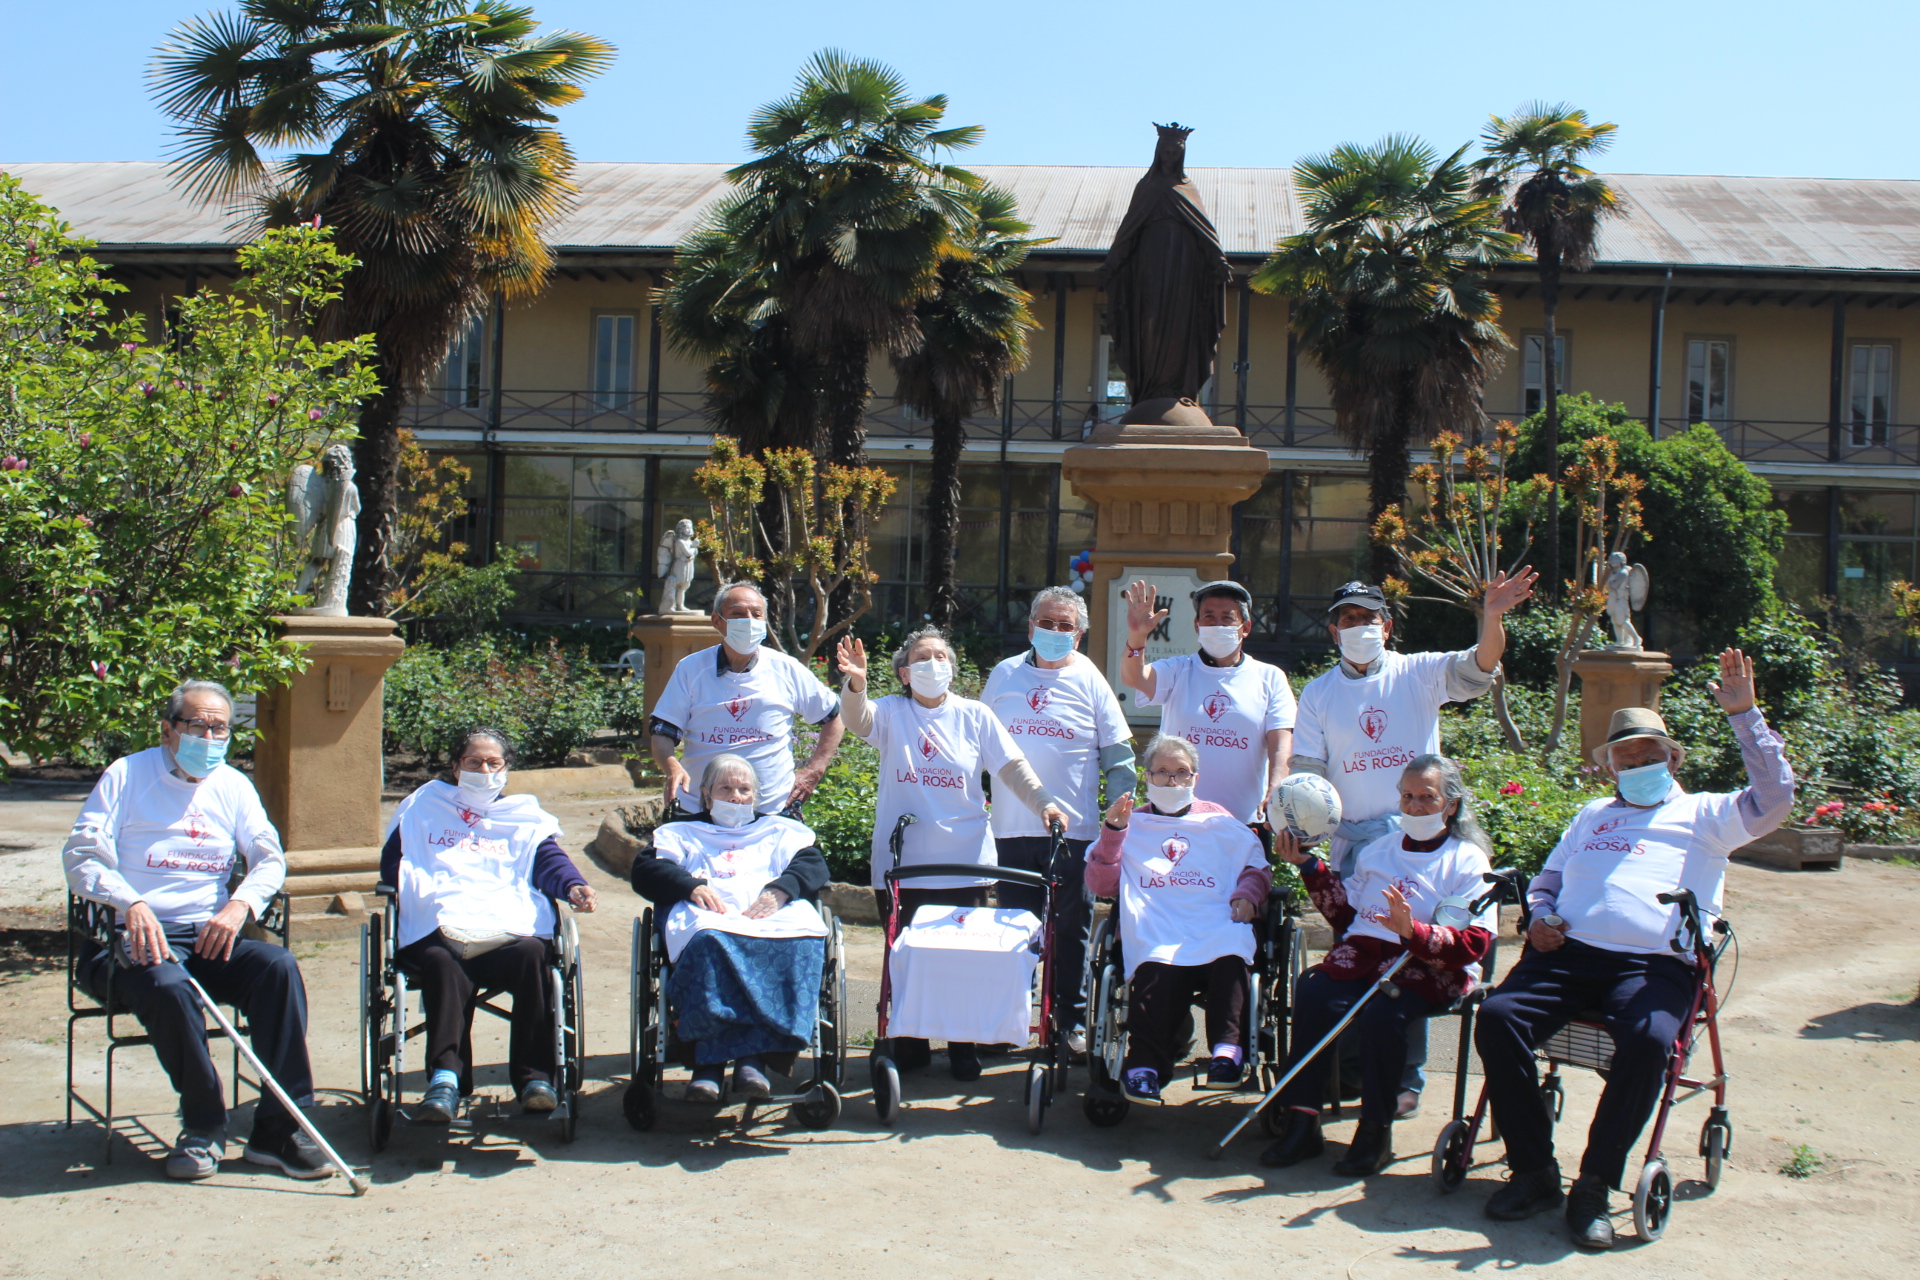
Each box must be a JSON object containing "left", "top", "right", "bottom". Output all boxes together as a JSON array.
[
  {"left": 834, "top": 636, "right": 867, "bottom": 692},
  {"left": 1707, "top": 647, "right": 1756, "bottom": 715},
  {"left": 1103, "top": 794, "right": 1135, "bottom": 830},
  {"left": 1123, "top": 579, "right": 1168, "bottom": 646},
  {"left": 1484, "top": 567, "right": 1540, "bottom": 617},
  {"left": 1383, "top": 884, "right": 1415, "bottom": 939}
]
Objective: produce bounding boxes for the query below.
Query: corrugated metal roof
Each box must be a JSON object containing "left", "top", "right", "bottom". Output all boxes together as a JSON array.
[{"left": 9, "top": 160, "right": 1920, "bottom": 275}]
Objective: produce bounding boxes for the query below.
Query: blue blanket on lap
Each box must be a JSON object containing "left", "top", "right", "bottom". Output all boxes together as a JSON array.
[{"left": 667, "top": 930, "right": 826, "bottom": 1066}]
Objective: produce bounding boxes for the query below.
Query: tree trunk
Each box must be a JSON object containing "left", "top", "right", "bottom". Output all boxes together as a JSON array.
[
  {"left": 821, "top": 334, "right": 871, "bottom": 467},
  {"left": 1540, "top": 252, "right": 1562, "bottom": 602},
  {"left": 1544, "top": 609, "right": 1595, "bottom": 755},
  {"left": 348, "top": 371, "right": 409, "bottom": 618},
  {"left": 924, "top": 410, "right": 966, "bottom": 628},
  {"left": 1368, "top": 388, "right": 1416, "bottom": 583},
  {"left": 1491, "top": 669, "right": 1528, "bottom": 752}
]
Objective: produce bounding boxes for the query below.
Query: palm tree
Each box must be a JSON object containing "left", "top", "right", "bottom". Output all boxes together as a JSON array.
[
  {"left": 1253, "top": 136, "right": 1519, "bottom": 580},
  {"left": 153, "top": 0, "right": 614, "bottom": 615},
  {"left": 890, "top": 187, "right": 1044, "bottom": 628},
  {"left": 1473, "top": 103, "right": 1620, "bottom": 599},
  {"left": 719, "top": 49, "right": 983, "bottom": 467}
]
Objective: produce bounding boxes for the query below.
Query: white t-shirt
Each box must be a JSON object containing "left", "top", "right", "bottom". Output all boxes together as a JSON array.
[
  {"left": 1115, "top": 809, "right": 1266, "bottom": 978},
  {"left": 863, "top": 693, "right": 1023, "bottom": 890},
  {"left": 888, "top": 905, "right": 1042, "bottom": 1045},
  {"left": 1341, "top": 832, "right": 1495, "bottom": 946},
  {"left": 1142, "top": 652, "right": 1296, "bottom": 821},
  {"left": 651, "top": 815, "right": 829, "bottom": 961},
  {"left": 652, "top": 644, "right": 840, "bottom": 813},
  {"left": 1294, "top": 650, "right": 1458, "bottom": 825},
  {"left": 982, "top": 651, "right": 1130, "bottom": 840},
  {"left": 63, "top": 747, "right": 284, "bottom": 926},
  {"left": 386, "top": 781, "right": 563, "bottom": 949},
  {"left": 1542, "top": 790, "right": 1752, "bottom": 956}
]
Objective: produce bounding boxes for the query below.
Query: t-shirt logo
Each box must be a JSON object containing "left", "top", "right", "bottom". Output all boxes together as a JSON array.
[
  {"left": 182, "top": 806, "right": 214, "bottom": 845},
  {"left": 953, "top": 910, "right": 970, "bottom": 926},
  {"left": 725, "top": 695, "right": 751, "bottom": 721},
  {"left": 1360, "top": 707, "right": 1389, "bottom": 743},
  {"left": 1026, "top": 687, "right": 1052, "bottom": 713},
  {"left": 1595, "top": 817, "right": 1623, "bottom": 835},
  {"left": 1202, "top": 692, "right": 1231, "bottom": 722},
  {"left": 457, "top": 803, "right": 481, "bottom": 826},
  {"left": 919, "top": 732, "right": 940, "bottom": 761},
  {"left": 1163, "top": 835, "right": 1191, "bottom": 864}
]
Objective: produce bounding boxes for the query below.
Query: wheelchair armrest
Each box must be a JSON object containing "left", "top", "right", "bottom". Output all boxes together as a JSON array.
[{"left": 374, "top": 883, "right": 397, "bottom": 898}]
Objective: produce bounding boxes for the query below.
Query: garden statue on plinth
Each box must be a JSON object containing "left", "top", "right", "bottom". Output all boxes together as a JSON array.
[
  {"left": 655, "top": 518, "right": 701, "bottom": 614},
  {"left": 1602, "top": 551, "right": 1651, "bottom": 650},
  {"left": 288, "top": 443, "right": 360, "bottom": 616}
]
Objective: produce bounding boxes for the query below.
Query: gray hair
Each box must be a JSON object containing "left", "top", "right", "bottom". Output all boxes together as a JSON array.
[
  {"left": 698, "top": 753, "right": 758, "bottom": 811},
  {"left": 1028, "top": 585, "right": 1089, "bottom": 632},
  {"left": 890, "top": 625, "right": 954, "bottom": 678},
  {"left": 164, "top": 680, "right": 234, "bottom": 722},
  {"left": 1140, "top": 732, "right": 1199, "bottom": 777},
  {"left": 712, "top": 581, "right": 765, "bottom": 614},
  {"left": 1403, "top": 754, "right": 1491, "bottom": 854}
]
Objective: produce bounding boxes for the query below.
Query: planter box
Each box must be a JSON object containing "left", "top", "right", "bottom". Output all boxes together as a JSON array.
[{"left": 1734, "top": 824, "right": 1845, "bottom": 871}]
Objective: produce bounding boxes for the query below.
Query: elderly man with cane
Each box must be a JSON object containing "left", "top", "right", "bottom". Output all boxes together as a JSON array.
[{"left": 63, "top": 680, "right": 343, "bottom": 1183}]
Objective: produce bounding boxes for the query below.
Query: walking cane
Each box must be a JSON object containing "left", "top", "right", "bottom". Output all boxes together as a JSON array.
[{"left": 166, "top": 957, "right": 370, "bottom": 1194}]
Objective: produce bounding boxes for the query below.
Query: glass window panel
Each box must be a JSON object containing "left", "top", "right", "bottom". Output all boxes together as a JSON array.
[
  {"left": 438, "top": 315, "right": 486, "bottom": 408},
  {"left": 1837, "top": 540, "right": 1914, "bottom": 611},
  {"left": 573, "top": 455, "right": 647, "bottom": 501},
  {"left": 503, "top": 454, "right": 572, "bottom": 497},
  {"left": 1236, "top": 516, "right": 1286, "bottom": 597},
  {"left": 573, "top": 500, "right": 643, "bottom": 574},
  {"left": 1841, "top": 491, "right": 1916, "bottom": 537},
  {"left": 501, "top": 500, "right": 570, "bottom": 571},
  {"left": 1771, "top": 487, "right": 1829, "bottom": 536},
  {"left": 1848, "top": 342, "right": 1894, "bottom": 445},
  {"left": 956, "top": 465, "right": 1003, "bottom": 509},
  {"left": 593, "top": 314, "right": 636, "bottom": 409},
  {"left": 1007, "top": 510, "right": 1050, "bottom": 587},
  {"left": 569, "top": 576, "right": 642, "bottom": 621},
  {"left": 1297, "top": 476, "right": 1369, "bottom": 522},
  {"left": 1289, "top": 544, "right": 1372, "bottom": 597},
  {"left": 1007, "top": 465, "right": 1053, "bottom": 509},
  {"left": 952, "top": 512, "right": 1000, "bottom": 584},
  {"left": 511, "top": 573, "right": 570, "bottom": 616},
  {"left": 1521, "top": 334, "right": 1567, "bottom": 416},
  {"left": 1686, "top": 340, "right": 1730, "bottom": 423},
  {"left": 1773, "top": 537, "right": 1825, "bottom": 608},
  {"left": 656, "top": 459, "right": 704, "bottom": 503},
  {"left": 1241, "top": 472, "right": 1289, "bottom": 520},
  {"left": 1054, "top": 510, "right": 1095, "bottom": 582},
  {"left": 869, "top": 507, "right": 915, "bottom": 582}
]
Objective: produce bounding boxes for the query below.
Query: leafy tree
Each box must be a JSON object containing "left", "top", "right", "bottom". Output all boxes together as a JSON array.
[
  {"left": 0, "top": 177, "right": 375, "bottom": 770},
  {"left": 1474, "top": 103, "right": 1621, "bottom": 599},
  {"left": 153, "top": 0, "right": 614, "bottom": 616},
  {"left": 382, "top": 431, "right": 517, "bottom": 632},
  {"left": 1253, "top": 136, "right": 1520, "bottom": 577},
  {"left": 890, "top": 186, "right": 1043, "bottom": 627}
]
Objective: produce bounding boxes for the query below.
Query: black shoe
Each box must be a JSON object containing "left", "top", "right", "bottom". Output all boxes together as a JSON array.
[
  {"left": 1257, "top": 1109, "right": 1325, "bottom": 1168},
  {"left": 1485, "top": 1161, "right": 1565, "bottom": 1221},
  {"left": 948, "top": 1041, "right": 982, "bottom": 1082},
  {"left": 1205, "top": 1055, "right": 1242, "bottom": 1088},
  {"left": 243, "top": 1125, "right": 335, "bottom": 1180},
  {"left": 893, "top": 1038, "right": 933, "bottom": 1072},
  {"left": 1121, "top": 1069, "right": 1164, "bottom": 1105},
  {"left": 1566, "top": 1174, "right": 1616, "bottom": 1250},
  {"left": 1333, "top": 1119, "right": 1394, "bottom": 1177}
]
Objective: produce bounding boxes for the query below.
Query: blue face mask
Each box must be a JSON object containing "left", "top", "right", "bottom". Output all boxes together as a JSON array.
[
  {"left": 1031, "top": 627, "right": 1078, "bottom": 661},
  {"left": 1615, "top": 761, "right": 1673, "bottom": 806},
  {"left": 173, "top": 732, "right": 228, "bottom": 778}
]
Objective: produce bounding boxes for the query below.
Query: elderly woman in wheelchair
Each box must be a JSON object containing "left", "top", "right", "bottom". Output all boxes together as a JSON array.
[
  {"left": 381, "top": 726, "right": 597, "bottom": 1122},
  {"left": 630, "top": 753, "right": 831, "bottom": 1102},
  {"left": 1262, "top": 753, "right": 1495, "bottom": 1177}
]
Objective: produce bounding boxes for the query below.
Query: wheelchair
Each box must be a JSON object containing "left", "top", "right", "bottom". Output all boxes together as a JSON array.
[
  {"left": 65, "top": 891, "right": 291, "bottom": 1163},
  {"left": 1430, "top": 879, "right": 1735, "bottom": 1244},
  {"left": 1082, "top": 882, "right": 1307, "bottom": 1128},
  {"left": 360, "top": 885, "right": 586, "bottom": 1149},
  {"left": 623, "top": 902, "right": 847, "bottom": 1132}
]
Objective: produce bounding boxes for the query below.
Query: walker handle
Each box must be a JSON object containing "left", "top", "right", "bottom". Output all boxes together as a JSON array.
[{"left": 888, "top": 813, "right": 917, "bottom": 870}]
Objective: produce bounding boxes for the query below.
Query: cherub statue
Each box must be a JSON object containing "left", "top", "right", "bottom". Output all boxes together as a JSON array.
[
  {"left": 1601, "top": 551, "right": 1651, "bottom": 650},
  {"left": 655, "top": 518, "right": 700, "bottom": 614},
  {"left": 288, "top": 443, "right": 360, "bottom": 616}
]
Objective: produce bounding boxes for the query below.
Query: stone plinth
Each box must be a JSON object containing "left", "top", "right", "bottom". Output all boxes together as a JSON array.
[
  {"left": 629, "top": 613, "right": 718, "bottom": 724},
  {"left": 1571, "top": 648, "right": 1675, "bottom": 765},
  {"left": 1061, "top": 431, "right": 1269, "bottom": 719},
  {"left": 253, "top": 615, "right": 405, "bottom": 934}
]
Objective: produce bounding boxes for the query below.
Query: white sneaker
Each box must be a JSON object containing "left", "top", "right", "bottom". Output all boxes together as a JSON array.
[{"left": 1066, "top": 1028, "right": 1088, "bottom": 1057}]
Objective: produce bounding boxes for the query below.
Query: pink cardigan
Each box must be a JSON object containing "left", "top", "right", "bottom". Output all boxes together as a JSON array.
[{"left": 1085, "top": 800, "right": 1272, "bottom": 909}]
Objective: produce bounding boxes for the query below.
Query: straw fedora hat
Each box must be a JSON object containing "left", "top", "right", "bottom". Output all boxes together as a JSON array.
[{"left": 1591, "top": 706, "right": 1687, "bottom": 768}]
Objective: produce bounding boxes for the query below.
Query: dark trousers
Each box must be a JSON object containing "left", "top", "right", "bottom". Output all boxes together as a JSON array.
[
  {"left": 1475, "top": 938, "right": 1696, "bottom": 1188},
  {"left": 994, "top": 836, "right": 1092, "bottom": 1030},
  {"left": 1278, "top": 968, "right": 1439, "bottom": 1124},
  {"left": 876, "top": 886, "right": 989, "bottom": 1053},
  {"left": 397, "top": 931, "right": 555, "bottom": 1093},
  {"left": 88, "top": 925, "right": 313, "bottom": 1136},
  {"left": 1124, "top": 956, "right": 1248, "bottom": 1078}
]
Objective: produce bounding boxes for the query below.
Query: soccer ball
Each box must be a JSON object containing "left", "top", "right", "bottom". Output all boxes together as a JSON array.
[{"left": 1270, "top": 773, "right": 1342, "bottom": 844}]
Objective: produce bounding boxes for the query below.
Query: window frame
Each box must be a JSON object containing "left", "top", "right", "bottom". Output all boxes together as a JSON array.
[
  {"left": 1520, "top": 330, "right": 1570, "bottom": 417},
  {"left": 1846, "top": 338, "right": 1898, "bottom": 448},
  {"left": 589, "top": 310, "right": 640, "bottom": 414},
  {"left": 1683, "top": 334, "right": 1736, "bottom": 425}
]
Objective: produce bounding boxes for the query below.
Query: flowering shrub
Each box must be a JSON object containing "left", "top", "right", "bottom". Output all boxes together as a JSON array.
[{"left": 1807, "top": 796, "right": 1917, "bottom": 846}]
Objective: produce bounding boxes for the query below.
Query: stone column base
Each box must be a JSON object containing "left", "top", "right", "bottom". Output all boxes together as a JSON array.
[
  {"left": 629, "top": 613, "right": 719, "bottom": 725},
  {"left": 1572, "top": 648, "right": 1675, "bottom": 764}
]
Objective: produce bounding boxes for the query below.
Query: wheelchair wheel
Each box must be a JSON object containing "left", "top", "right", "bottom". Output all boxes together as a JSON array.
[
  {"left": 819, "top": 912, "right": 846, "bottom": 1091},
  {"left": 1025, "top": 1063, "right": 1050, "bottom": 1135},
  {"left": 1541, "top": 1076, "right": 1565, "bottom": 1127},
  {"left": 370, "top": 1096, "right": 395, "bottom": 1152},
  {"left": 358, "top": 917, "right": 379, "bottom": 1100},
  {"left": 1633, "top": 1158, "right": 1673, "bottom": 1242},
  {"left": 1259, "top": 1098, "right": 1290, "bottom": 1140},
  {"left": 793, "top": 1082, "right": 841, "bottom": 1131},
  {"left": 1700, "top": 1111, "right": 1731, "bottom": 1191},
  {"left": 623, "top": 1080, "right": 658, "bottom": 1132},
  {"left": 1083, "top": 1092, "right": 1128, "bottom": 1127},
  {"left": 1431, "top": 1118, "right": 1470, "bottom": 1193},
  {"left": 871, "top": 1051, "right": 901, "bottom": 1126}
]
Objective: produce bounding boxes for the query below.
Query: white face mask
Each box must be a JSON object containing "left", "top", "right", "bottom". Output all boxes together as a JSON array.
[
  {"left": 1146, "top": 783, "right": 1195, "bottom": 813},
  {"left": 1400, "top": 809, "right": 1450, "bottom": 841},
  {"left": 723, "top": 616, "right": 768, "bottom": 655},
  {"left": 907, "top": 658, "right": 953, "bottom": 699},
  {"left": 709, "top": 798, "right": 756, "bottom": 828},
  {"left": 1339, "top": 623, "right": 1386, "bottom": 665},
  {"left": 458, "top": 769, "right": 507, "bottom": 798},
  {"left": 1197, "top": 625, "right": 1243, "bottom": 660}
]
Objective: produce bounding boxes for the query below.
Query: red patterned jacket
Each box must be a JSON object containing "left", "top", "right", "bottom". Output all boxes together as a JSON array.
[{"left": 1299, "top": 854, "right": 1493, "bottom": 1005}]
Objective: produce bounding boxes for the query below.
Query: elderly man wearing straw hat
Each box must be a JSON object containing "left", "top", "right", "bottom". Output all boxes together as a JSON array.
[{"left": 1473, "top": 648, "right": 1794, "bottom": 1251}]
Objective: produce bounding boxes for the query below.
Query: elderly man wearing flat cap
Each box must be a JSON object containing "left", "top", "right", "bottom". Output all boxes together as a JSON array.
[{"left": 1474, "top": 647, "right": 1793, "bottom": 1251}]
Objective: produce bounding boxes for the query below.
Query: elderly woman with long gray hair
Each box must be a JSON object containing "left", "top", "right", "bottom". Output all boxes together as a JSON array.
[{"left": 1261, "top": 753, "right": 1496, "bottom": 1177}]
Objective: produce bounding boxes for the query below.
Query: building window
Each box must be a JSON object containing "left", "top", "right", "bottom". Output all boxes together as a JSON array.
[
  {"left": 1686, "top": 338, "right": 1731, "bottom": 423},
  {"left": 592, "top": 313, "right": 637, "bottom": 412},
  {"left": 440, "top": 315, "right": 485, "bottom": 408},
  {"left": 1521, "top": 333, "right": 1567, "bottom": 416},
  {"left": 1848, "top": 341, "right": 1894, "bottom": 447}
]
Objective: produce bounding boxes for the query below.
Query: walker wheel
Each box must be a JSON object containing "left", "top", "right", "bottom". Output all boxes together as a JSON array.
[
  {"left": 1701, "top": 1117, "right": 1730, "bottom": 1191},
  {"left": 1430, "top": 1119, "right": 1469, "bottom": 1193},
  {"left": 1025, "top": 1064, "right": 1049, "bottom": 1135},
  {"left": 1083, "top": 1092, "right": 1129, "bottom": 1127},
  {"left": 1633, "top": 1159, "right": 1673, "bottom": 1242},
  {"left": 1259, "top": 1099, "right": 1290, "bottom": 1139},
  {"left": 872, "top": 1055, "right": 901, "bottom": 1126},
  {"left": 622, "top": 1081, "right": 658, "bottom": 1132},
  {"left": 793, "top": 1082, "right": 842, "bottom": 1131},
  {"left": 369, "top": 1097, "right": 395, "bottom": 1152}
]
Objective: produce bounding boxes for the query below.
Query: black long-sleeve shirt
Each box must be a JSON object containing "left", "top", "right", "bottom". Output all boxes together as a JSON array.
[{"left": 628, "top": 812, "right": 830, "bottom": 909}]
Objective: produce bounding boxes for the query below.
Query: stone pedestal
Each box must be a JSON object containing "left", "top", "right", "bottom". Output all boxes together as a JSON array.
[
  {"left": 1061, "top": 424, "right": 1269, "bottom": 722},
  {"left": 253, "top": 615, "right": 405, "bottom": 935},
  {"left": 629, "top": 613, "right": 719, "bottom": 724},
  {"left": 1571, "top": 648, "right": 1675, "bottom": 764}
]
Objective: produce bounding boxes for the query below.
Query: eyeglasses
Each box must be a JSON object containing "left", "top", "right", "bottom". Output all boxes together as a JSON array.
[
  {"left": 171, "top": 716, "right": 232, "bottom": 741},
  {"left": 1032, "top": 618, "right": 1079, "bottom": 632},
  {"left": 1147, "top": 769, "right": 1196, "bottom": 786}
]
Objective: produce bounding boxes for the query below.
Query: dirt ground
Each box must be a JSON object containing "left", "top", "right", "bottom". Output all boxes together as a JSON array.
[{"left": 2, "top": 778, "right": 1917, "bottom": 1279}]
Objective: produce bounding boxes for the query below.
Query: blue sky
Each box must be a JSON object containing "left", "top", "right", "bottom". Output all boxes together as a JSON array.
[{"left": 5, "top": 0, "right": 1915, "bottom": 179}]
